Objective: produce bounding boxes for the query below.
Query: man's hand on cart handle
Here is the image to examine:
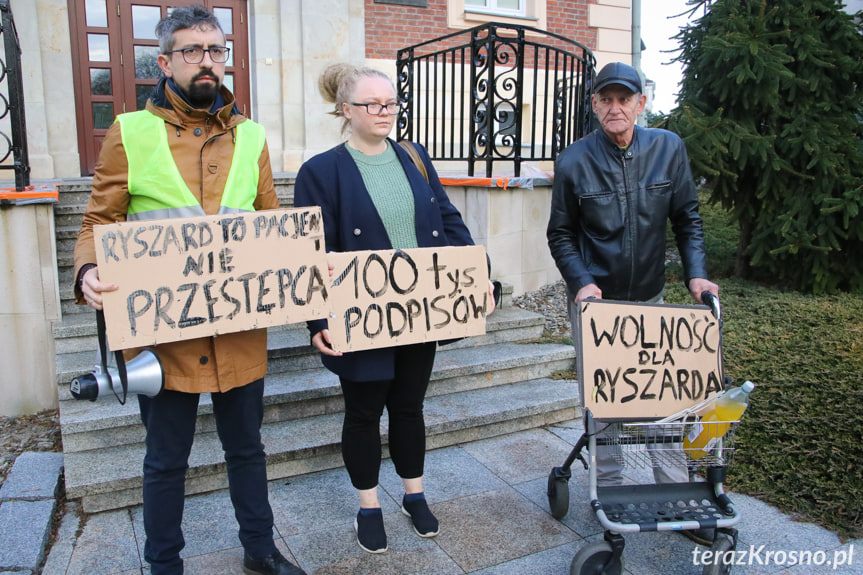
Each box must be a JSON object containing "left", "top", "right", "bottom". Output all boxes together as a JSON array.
[{"left": 701, "top": 290, "right": 721, "bottom": 320}]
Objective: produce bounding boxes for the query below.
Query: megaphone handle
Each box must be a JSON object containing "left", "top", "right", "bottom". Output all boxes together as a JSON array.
[
  {"left": 114, "top": 349, "right": 129, "bottom": 405},
  {"left": 95, "top": 310, "right": 129, "bottom": 405}
]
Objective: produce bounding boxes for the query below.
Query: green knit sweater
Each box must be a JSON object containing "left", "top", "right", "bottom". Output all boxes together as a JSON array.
[{"left": 347, "top": 142, "right": 419, "bottom": 249}]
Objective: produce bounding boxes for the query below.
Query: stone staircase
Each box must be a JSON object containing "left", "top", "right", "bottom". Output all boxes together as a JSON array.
[{"left": 52, "top": 178, "right": 579, "bottom": 514}]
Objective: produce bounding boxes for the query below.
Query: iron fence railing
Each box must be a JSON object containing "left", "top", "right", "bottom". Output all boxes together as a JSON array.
[
  {"left": 396, "top": 23, "right": 595, "bottom": 177},
  {"left": 0, "top": 0, "right": 28, "bottom": 191}
]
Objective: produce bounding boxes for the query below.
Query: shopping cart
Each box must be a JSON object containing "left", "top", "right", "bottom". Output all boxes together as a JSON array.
[{"left": 547, "top": 293, "right": 743, "bottom": 575}]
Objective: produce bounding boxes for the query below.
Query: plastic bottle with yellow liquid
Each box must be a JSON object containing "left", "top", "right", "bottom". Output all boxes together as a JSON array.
[{"left": 684, "top": 381, "right": 755, "bottom": 460}]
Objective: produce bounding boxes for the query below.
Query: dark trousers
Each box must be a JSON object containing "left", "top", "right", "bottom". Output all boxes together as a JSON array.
[
  {"left": 339, "top": 342, "right": 437, "bottom": 490},
  {"left": 138, "top": 379, "right": 276, "bottom": 575}
]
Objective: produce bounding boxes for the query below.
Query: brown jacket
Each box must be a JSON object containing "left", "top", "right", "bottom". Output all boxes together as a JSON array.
[{"left": 73, "top": 81, "right": 279, "bottom": 394}]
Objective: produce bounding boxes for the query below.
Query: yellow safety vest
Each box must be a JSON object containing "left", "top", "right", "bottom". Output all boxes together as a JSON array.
[{"left": 116, "top": 111, "right": 265, "bottom": 221}]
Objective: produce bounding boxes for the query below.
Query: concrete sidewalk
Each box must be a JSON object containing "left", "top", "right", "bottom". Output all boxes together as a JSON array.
[{"left": 34, "top": 419, "right": 860, "bottom": 575}]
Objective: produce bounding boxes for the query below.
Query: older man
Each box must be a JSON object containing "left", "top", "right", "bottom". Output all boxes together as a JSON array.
[{"left": 547, "top": 62, "right": 719, "bottom": 539}]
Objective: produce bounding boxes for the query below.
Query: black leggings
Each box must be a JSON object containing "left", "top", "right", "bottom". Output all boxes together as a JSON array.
[{"left": 339, "top": 342, "right": 437, "bottom": 490}]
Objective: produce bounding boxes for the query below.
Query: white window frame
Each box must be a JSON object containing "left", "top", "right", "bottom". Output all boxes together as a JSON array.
[
  {"left": 465, "top": 0, "right": 526, "bottom": 18},
  {"left": 448, "top": 0, "right": 546, "bottom": 30}
]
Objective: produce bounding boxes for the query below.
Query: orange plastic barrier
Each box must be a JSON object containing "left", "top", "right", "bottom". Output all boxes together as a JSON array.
[{"left": 0, "top": 184, "right": 59, "bottom": 202}]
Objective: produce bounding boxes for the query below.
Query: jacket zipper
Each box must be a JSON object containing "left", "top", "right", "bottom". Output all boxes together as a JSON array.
[{"left": 622, "top": 148, "right": 636, "bottom": 298}]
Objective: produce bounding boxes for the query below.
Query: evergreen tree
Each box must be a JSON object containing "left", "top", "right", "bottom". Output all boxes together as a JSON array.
[{"left": 665, "top": 0, "right": 863, "bottom": 293}]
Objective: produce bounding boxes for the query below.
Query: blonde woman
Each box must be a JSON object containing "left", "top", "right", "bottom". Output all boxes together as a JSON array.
[{"left": 294, "top": 63, "right": 494, "bottom": 554}]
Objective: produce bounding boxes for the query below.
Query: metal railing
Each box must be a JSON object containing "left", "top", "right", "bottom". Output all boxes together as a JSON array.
[
  {"left": 0, "top": 0, "right": 28, "bottom": 191},
  {"left": 396, "top": 23, "right": 595, "bottom": 177}
]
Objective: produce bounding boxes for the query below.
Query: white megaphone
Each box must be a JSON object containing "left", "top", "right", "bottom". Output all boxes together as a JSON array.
[{"left": 70, "top": 348, "right": 164, "bottom": 402}]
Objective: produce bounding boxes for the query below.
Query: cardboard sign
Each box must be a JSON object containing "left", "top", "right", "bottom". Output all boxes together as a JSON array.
[
  {"left": 95, "top": 207, "right": 329, "bottom": 350},
  {"left": 576, "top": 299, "right": 723, "bottom": 420},
  {"left": 326, "top": 245, "right": 489, "bottom": 352}
]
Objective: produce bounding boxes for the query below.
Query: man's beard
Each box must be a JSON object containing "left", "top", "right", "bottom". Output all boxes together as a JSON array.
[{"left": 187, "top": 71, "right": 221, "bottom": 108}]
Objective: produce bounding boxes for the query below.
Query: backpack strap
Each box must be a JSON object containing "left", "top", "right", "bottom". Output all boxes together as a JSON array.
[{"left": 397, "top": 140, "right": 429, "bottom": 183}]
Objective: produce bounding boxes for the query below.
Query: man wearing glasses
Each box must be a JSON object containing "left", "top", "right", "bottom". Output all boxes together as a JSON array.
[{"left": 73, "top": 5, "right": 305, "bottom": 575}]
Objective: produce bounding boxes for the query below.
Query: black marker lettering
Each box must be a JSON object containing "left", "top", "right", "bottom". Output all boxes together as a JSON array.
[
  {"left": 462, "top": 267, "right": 476, "bottom": 287},
  {"left": 591, "top": 316, "right": 620, "bottom": 346},
  {"left": 363, "top": 253, "right": 388, "bottom": 298},
  {"left": 182, "top": 253, "right": 204, "bottom": 276},
  {"left": 202, "top": 279, "right": 220, "bottom": 322},
  {"left": 220, "top": 278, "right": 241, "bottom": 319},
  {"left": 593, "top": 369, "right": 608, "bottom": 402},
  {"left": 276, "top": 269, "right": 293, "bottom": 309},
  {"left": 133, "top": 227, "right": 149, "bottom": 258},
  {"left": 237, "top": 272, "right": 256, "bottom": 314},
  {"left": 405, "top": 299, "right": 422, "bottom": 332},
  {"left": 101, "top": 231, "right": 120, "bottom": 262},
  {"left": 639, "top": 369, "right": 657, "bottom": 400},
  {"left": 291, "top": 266, "right": 307, "bottom": 305},
  {"left": 619, "top": 315, "right": 639, "bottom": 348},
  {"left": 344, "top": 306, "right": 361, "bottom": 344},
  {"left": 386, "top": 302, "right": 408, "bottom": 337},
  {"left": 161, "top": 224, "right": 182, "bottom": 256},
  {"left": 363, "top": 303, "right": 383, "bottom": 338},
  {"left": 430, "top": 295, "right": 450, "bottom": 328},
  {"left": 148, "top": 224, "right": 163, "bottom": 257},
  {"left": 658, "top": 369, "right": 677, "bottom": 401},
  {"left": 452, "top": 295, "right": 469, "bottom": 324},
  {"left": 621, "top": 368, "right": 639, "bottom": 403},
  {"left": 182, "top": 222, "right": 199, "bottom": 250},
  {"left": 154, "top": 286, "right": 175, "bottom": 330},
  {"left": 177, "top": 283, "right": 205, "bottom": 328},
  {"left": 257, "top": 270, "right": 274, "bottom": 314},
  {"left": 127, "top": 290, "right": 152, "bottom": 336},
  {"left": 389, "top": 251, "right": 418, "bottom": 295}
]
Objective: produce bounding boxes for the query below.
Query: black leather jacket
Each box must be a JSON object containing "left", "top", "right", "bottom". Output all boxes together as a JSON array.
[{"left": 547, "top": 125, "right": 707, "bottom": 302}]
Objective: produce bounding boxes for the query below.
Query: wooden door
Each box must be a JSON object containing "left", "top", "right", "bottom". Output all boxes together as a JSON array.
[{"left": 69, "top": 0, "right": 250, "bottom": 175}]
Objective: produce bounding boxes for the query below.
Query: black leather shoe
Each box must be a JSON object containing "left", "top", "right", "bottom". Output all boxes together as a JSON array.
[{"left": 243, "top": 550, "right": 306, "bottom": 575}]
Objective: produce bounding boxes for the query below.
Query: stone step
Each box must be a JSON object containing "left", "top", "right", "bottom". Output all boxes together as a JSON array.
[
  {"left": 63, "top": 376, "right": 580, "bottom": 513},
  {"left": 54, "top": 305, "right": 545, "bottom": 385},
  {"left": 53, "top": 205, "right": 85, "bottom": 230},
  {"left": 55, "top": 225, "right": 80, "bottom": 255},
  {"left": 58, "top": 339, "right": 574, "bottom": 453},
  {"left": 56, "top": 182, "right": 94, "bottom": 207},
  {"left": 61, "top": 299, "right": 90, "bottom": 317},
  {"left": 57, "top": 250, "right": 74, "bottom": 268}
]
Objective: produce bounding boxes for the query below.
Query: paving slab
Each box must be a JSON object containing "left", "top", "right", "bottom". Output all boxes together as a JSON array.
[
  {"left": 268, "top": 466, "right": 399, "bottom": 538},
  {"left": 0, "top": 451, "right": 63, "bottom": 501},
  {"left": 65, "top": 509, "right": 142, "bottom": 574},
  {"left": 378, "top": 445, "right": 509, "bottom": 505},
  {"left": 0, "top": 499, "right": 56, "bottom": 570},
  {"left": 285, "top": 509, "right": 463, "bottom": 575},
  {"left": 459, "top": 426, "right": 577, "bottom": 485},
  {"left": 40, "top": 501, "right": 82, "bottom": 575},
  {"left": 431, "top": 486, "right": 579, "bottom": 572},
  {"left": 469, "top": 541, "right": 583, "bottom": 575},
  {"left": 131, "top": 489, "right": 245, "bottom": 561}
]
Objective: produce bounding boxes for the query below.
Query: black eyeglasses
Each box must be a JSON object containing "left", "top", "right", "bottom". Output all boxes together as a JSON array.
[
  {"left": 166, "top": 46, "right": 231, "bottom": 64},
  {"left": 350, "top": 102, "right": 399, "bottom": 115}
]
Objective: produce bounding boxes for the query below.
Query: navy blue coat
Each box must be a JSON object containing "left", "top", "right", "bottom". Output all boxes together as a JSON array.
[{"left": 293, "top": 139, "right": 476, "bottom": 382}]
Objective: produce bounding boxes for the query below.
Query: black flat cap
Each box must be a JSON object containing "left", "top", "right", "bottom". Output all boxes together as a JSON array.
[{"left": 594, "top": 62, "right": 643, "bottom": 94}]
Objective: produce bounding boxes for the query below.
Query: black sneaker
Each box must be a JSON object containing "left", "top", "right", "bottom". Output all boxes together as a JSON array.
[
  {"left": 242, "top": 550, "right": 306, "bottom": 575},
  {"left": 354, "top": 508, "right": 388, "bottom": 553},
  {"left": 401, "top": 496, "right": 439, "bottom": 537}
]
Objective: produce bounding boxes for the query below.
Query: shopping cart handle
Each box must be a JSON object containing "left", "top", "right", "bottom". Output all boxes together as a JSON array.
[{"left": 702, "top": 291, "right": 720, "bottom": 319}]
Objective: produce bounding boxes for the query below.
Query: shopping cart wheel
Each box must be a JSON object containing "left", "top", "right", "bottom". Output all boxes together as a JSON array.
[
  {"left": 570, "top": 541, "right": 625, "bottom": 575},
  {"left": 702, "top": 533, "right": 735, "bottom": 575},
  {"left": 547, "top": 468, "right": 570, "bottom": 519}
]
